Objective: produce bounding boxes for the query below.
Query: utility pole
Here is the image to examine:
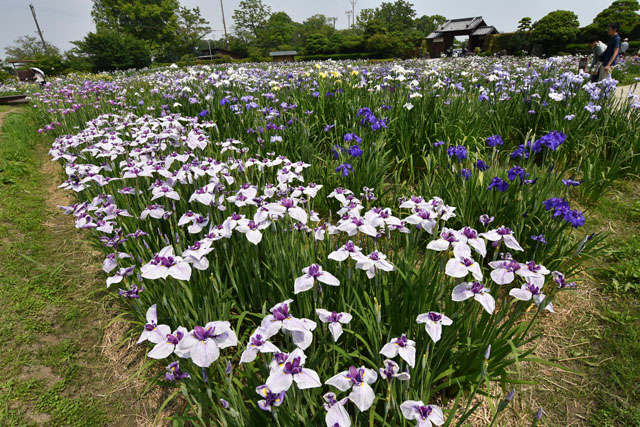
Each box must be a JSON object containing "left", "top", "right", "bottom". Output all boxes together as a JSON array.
[
  {"left": 328, "top": 17, "right": 337, "bottom": 29},
  {"left": 349, "top": 0, "right": 357, "bottom": 29},
  {"left": 345, "top": 11, "right": 352, "bottom": 29},
  {"left": 29, "top": 4, "right": 49, "bottom": 54},
  {"left": 219, "top": 0, "right": 229, "bottom": 48}
]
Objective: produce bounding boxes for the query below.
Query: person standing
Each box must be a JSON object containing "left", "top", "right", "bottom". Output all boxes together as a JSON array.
[
  {"left": 600, "top": 23, "right": 621, "bottom": 81},
  {"left": 588, "top": 35, "right": 607, "bottom": 82}
]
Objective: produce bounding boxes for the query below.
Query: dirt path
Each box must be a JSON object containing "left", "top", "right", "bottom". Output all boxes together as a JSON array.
[{"left": 0, "top": 109, "right": 165, "bottom": 426}]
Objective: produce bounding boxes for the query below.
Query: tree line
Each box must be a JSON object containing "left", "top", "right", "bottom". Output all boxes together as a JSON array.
[{"left": 1, "top": 0, "right": 639, "bottom": 76}]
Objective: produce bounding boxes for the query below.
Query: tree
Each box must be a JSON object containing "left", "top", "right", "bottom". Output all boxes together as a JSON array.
[
  {"left": 262, "top": 12, "right": 297, "bottom": 50},
  {"left": 4, "top": 35, "right": 60, "bottom": 59},
  {"left": 375, "top": 0, "right": 416, "bottom": 33},
  {"left": 364, "top": 19, "right": 388, "bottom": 37},
  {"left": 74, "top": 29, "right": 151, "bottom": 72},
  {"left": 518, "top": 17, "right": 532, "bottom": 32},
  {"left": 365, "top": 31, "right": 412, "bottom": 57},
  {"left": 91, "top": 0, "right": 180, "bottom": 52},
  {"left": 530, "top": 10, "right": 579, "bottom": 47},
  {"left": 338, "top": 33, "right": 364, "bottom": 53},
  {"left": 160, "top": 6, "right": 211, "bottom": 61},
  {"left": 414, "top": 14, "right": 446, "bottom": 36},
  {"left": 305, "top": 33, "right": 330, "bottom": 54},
  {"left": 327, "top": 32, "right": 345, "bottom": 53},
  {"left": 356, "top": 8, "right": 377, "bottom": 29},
  {"left": 232, "top": 0, "right": 272, "bottom": 41},
  {"left": 590, "top": 0, "right": 640, "bottom": 35},
  {"left": 302, "top": 14, "right": 334, "bottom": 36}
]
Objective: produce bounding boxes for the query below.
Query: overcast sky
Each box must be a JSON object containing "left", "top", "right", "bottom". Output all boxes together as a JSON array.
[{"left": 1, "top": 0, "right": 607, "bottom": 58}]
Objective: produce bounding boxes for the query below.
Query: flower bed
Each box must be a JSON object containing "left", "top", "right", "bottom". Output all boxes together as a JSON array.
[{"left": 34, "top": 56, "right": 639, "bottom": 425}]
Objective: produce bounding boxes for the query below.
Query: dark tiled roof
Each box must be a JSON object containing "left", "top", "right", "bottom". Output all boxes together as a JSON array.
[
  {"left": 471, "top": 26, "right": 498, "bottom": 36},
  {"left": 436, "top": 17, "right": 486, "bottom": 33}
]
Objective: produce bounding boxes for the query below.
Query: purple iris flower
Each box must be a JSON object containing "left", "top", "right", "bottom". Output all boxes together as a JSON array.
[
  {"left": 379, "top": 359, "right": 410, "bottom": 381},
  {"left": 380, "top": 333, "right": 417, "bottom": 367},
  {"left": 343, "top": 133, "right": 362, "bottom": 143},
  {"left": 452, "top": 281, "right": 496, "bottom": 314},
  {"left": 531, "top": 234, "right": 547, "bottom": 243},
  {"left": 543, "top": 197, "right": 570, "bottom": 217},
  {"left": 417, "top": 311, "right": 453, "bottom": 343},
  {"left": 148, "top": 326, "right": 189, "bottom": 359},
  {"left": 256, "top": 385, "right": 286, "bottom": 412},
  {"left": 401, "top": 401, "right": 445, "bottom": 426},
  {"left": 323, "top": 392, "right": 351, "bottom": 427},
  {"left": 324, "top": 124, "right": 335, "bottom": 132},
  {"left": 539, "top": 131, "right": 566, "bottom": 151},
  {"left": 447, "top": 145, "right": 467, "bottom": 162},
  {"left": 265, "top": 349, "right": 321, "bottom": 393},
  {"left": 485, "top": 135, "right": 504, "bottom": 147},
  {"left": 198, "top": 109, "right": 209, "bottom": 118},
  {"left": 336, "top": 163, "right": 353, "bottom": 177},
  {"left": 294, "top": 264, "right": 340, "bottom": 294},
  {"left": 552, "top": 271, "right": 576, "bottom": 288},
  {"left": 316, "top": 309, "right": 352, "bottom": 341},
  {"left": 348, "top": 144, "right": 363, "bottom": 158},
  {"left": 119, "top": 284, "right": 144, "bottom": 298},
  {"left": 507, "top": 166, "right": 526, "bottom": 182},
  {"left": 175, "top": 321, "right": 237, "bottom": 368},
  {"left": 562, "top": 179, "right": 582, "bottom": 186},
  {"left": 460, "top": 168, "right": 472, "bottom": 181},
  {"left": 325, "top": 365, "right": 378, "bottom": 411},
  {"left": 165, "top": 361, "right": 190, "bottom": 381},
  {"left": 488, "top": 177, "right": 509, "bottom": 192},
  {"left": 474, "top": 159, "right": 489, "bottom": 171},
  {"left": 563, "top": 209, "right": 585, "bottom": 228}
]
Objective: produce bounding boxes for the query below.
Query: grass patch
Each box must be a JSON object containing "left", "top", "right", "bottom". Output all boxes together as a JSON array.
[
  {"left": 0, "top": 109, "right": 148, "bottom": 425},
  {"left": 506, "top": 180, "right": 640, "bottom": 426}
]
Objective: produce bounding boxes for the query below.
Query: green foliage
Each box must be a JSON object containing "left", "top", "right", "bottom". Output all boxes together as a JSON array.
[
  {"left": 484, "top": 33, "right": 517, "bottom": 54},
  {"left": 295, "top": 52, "right": 383, "bottom": 61},
  {"left": 507, "top": 31, "right": 530, "bottom": 54},
  {"left": 530, "top": 10, "right": 580, "bottom": 48},
  {"left": 364, "top": 19, "right": 388, "bottom": 37},
  {"left": 305, "top": 33, "right": 330, "bottom": 55},
  {"left": 91, "top": 0, "right": 180, "bottom": 52},
  {"left": 415, "top": 14, "right": 446, "bottom": 36},
  {"left": 365, "top": 32, "right": 412, "bottom": 57},
  {"left": 338, "top": 33, "right": 365, "bottom": 53},
  {"left": 232, "top": 0, "right": 272, "bottom": 41},
  {"left": 160, "top": 6, "right": 211, "bottom": 61},
  {"left": 375, "top": 0, "right": 417, "bottom": 33},
  {"left": 518, "top": 17, "right": 532, "bottom": 32},
  {"left": 261, "top": 12, "right": 297, "bottom": 50},
  {"left": 74, "top": 30, "right": 151, "bottom": 72},
  {"left": 591, "top": 0, "right": 640, "bottom": 35},
  {"left": 0, "top": 68, "right": 13, "bottom": 83},
  {"left": 4, "top": 35, "right": 60, "bottom": 60}
]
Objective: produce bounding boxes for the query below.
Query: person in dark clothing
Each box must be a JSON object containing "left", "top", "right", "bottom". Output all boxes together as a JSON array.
[{"left": 601, "top": 22, "right": 621, "bottom": 80}]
